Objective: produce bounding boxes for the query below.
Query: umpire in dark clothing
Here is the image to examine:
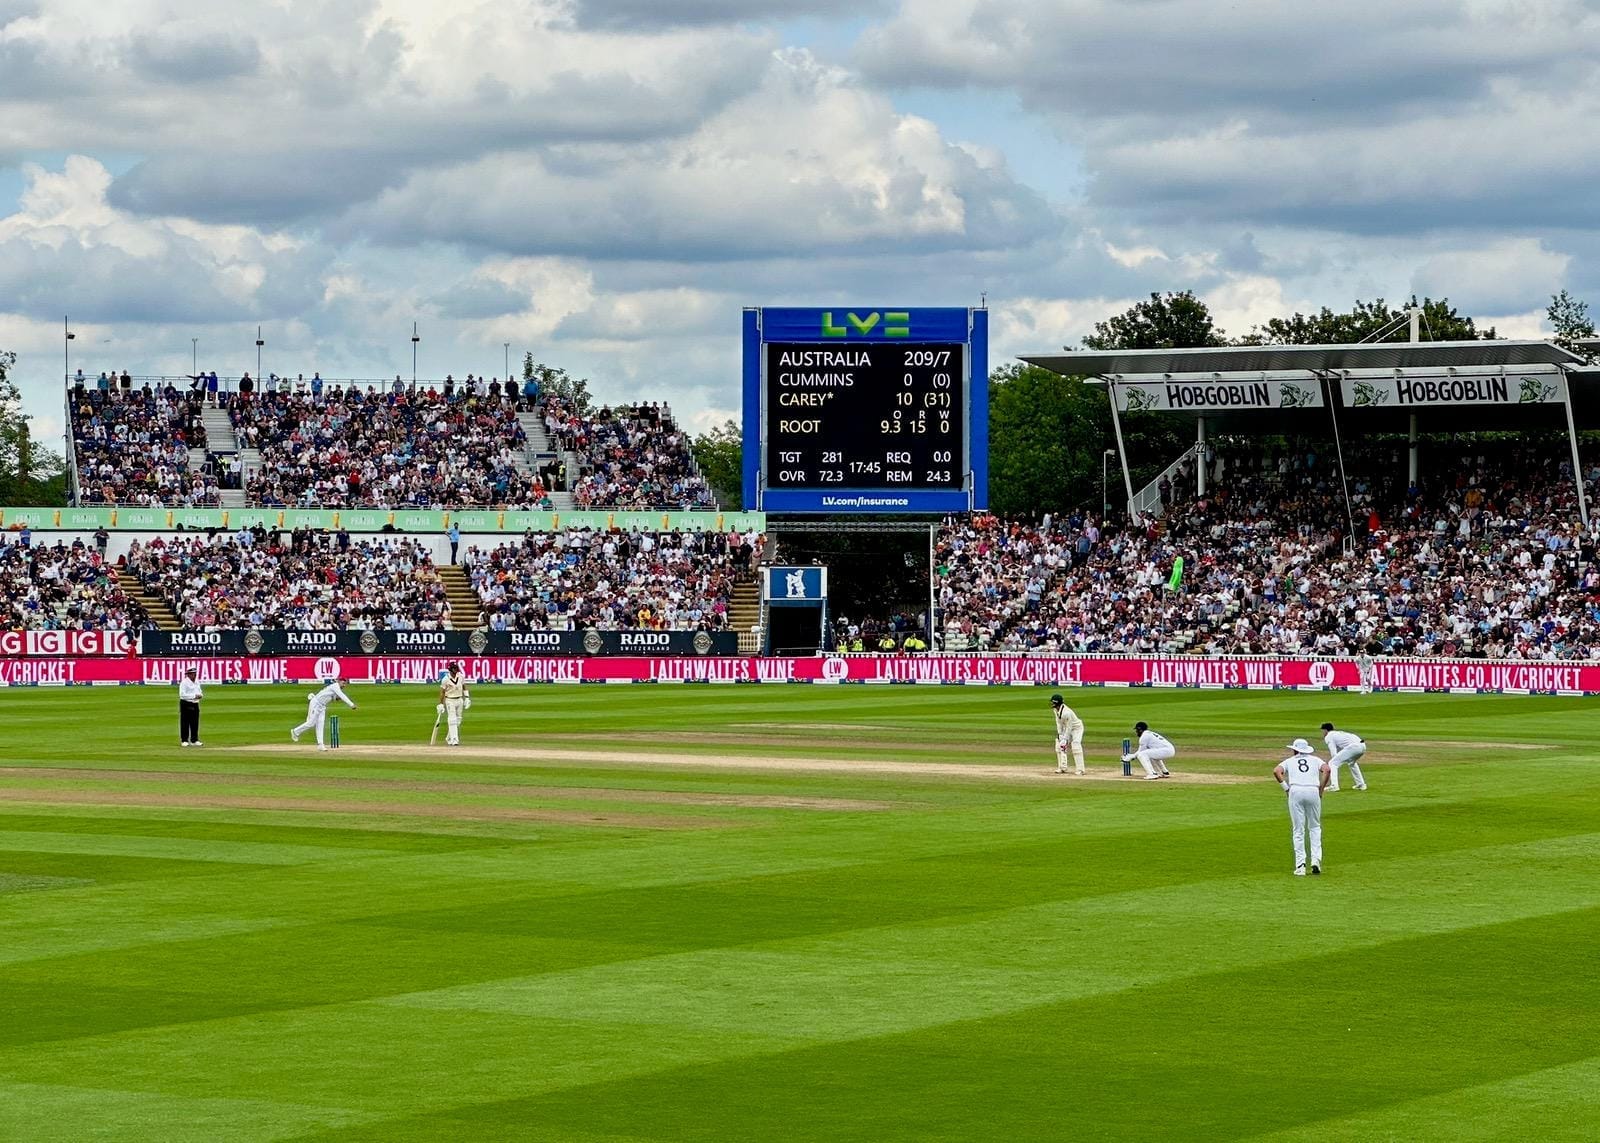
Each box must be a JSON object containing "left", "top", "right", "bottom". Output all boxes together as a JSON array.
[{"left": 179, "top": 667, "right": 204, "bottom": 746}]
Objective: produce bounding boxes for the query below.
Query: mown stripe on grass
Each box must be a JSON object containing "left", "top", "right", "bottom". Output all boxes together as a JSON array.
[
  {"left": 0, "top": 1079, "right": 381, "bottom": 1143},
  {"left": 1243, "top": 1053, "right": 1600, "bottom": 1142},
  {"left": 376, "top": 832, "right": 1600, "bottom": 1039},
  {"left": 0, "top": 829, "right": 397, "bottom": 866},
  {"left": 317, "top": 907, "right": 1600, "bottom": 1142}
]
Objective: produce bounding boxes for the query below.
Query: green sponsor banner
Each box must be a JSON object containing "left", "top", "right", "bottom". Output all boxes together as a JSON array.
[
  {"left": 280, "top": 509, "right": 333, "bottom": 529},
  {"left": 13, "top": 505, "right": 765, "bottom": 533},
  {"left": 501, "top": 512, "right": 560, "bottom": 532},
  {"left": 173, "top": 509, "right": 226, "bottom": 530},
  {"left": 339, "top": 510, "right": 390, "bottom": 532},
  {"left": 117, "top": 508, "right": 168, "bottom": 529},
  {"left": 450, "top": 510, "right": 501, "bottom": 532},
  {"left": 1, "top": 507, "right": 57, "bottom": 528},
  {"left": 59, "top": 507, "right": 112, "bottom": 529},
  {"left": 229, "top": 509, "right": 283, "bottom": 530},
  {"left": 394, "top": 510, "right": 446, "bottom": 532}
]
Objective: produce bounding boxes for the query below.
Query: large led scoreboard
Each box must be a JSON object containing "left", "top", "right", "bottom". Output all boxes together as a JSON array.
[{"left": 742, "top": 307, "right": 987, "bottom": 513}]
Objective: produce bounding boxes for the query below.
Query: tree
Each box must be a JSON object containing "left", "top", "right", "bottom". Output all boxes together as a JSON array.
[
  {"left": 985, "top": 362, "right": 1162, "bottom": 517},
  {"left": 691, "top": 419, "right": 743, "bottom": 510},
  {"left": 0, "top": 349, "right": 67, "bottom": 506},
  {"left": 1548, "top": 290, "right": 1595, "bottom": 359},
  {"left": 1242, "top": 297, "right": 1494, "bottom": 345},
  {"left": 523, "top": 355, "right": 595, "bottom": 414},
  {"left": 1082, "top": 291, "right": 1226, "bottom": 351}
]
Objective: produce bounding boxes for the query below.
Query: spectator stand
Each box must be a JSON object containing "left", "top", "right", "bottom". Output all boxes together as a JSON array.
[{"left": 1022, "top": 339, "right": 1596, "bottom": 533}]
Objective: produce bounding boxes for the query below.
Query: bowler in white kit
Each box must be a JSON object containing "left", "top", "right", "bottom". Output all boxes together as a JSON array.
[
  {"left": 1050, "top": 694, "right": 1085, "bottom": 775},
  {"left": 291, "top": 678, "right": 357, "bottom": 750},
  {"left": 1274, "top": 738, "right": 1329, "bottom": 875},
  {"left": 1321, "top": 722, "right": 1369, "bottom": 791}
]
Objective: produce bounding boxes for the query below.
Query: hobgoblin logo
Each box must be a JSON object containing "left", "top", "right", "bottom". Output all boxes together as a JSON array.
[
  {"left": 171, "top": 632, "right": 222, "bottom": 647},
  {"left": 620, "top": 633, "right": 671, "bottom": 648},
  {"left": 394, "top": 632, "right": 446, "bottom": 648}
]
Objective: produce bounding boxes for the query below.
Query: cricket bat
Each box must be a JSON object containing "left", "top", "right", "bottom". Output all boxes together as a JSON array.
[
  {"left": 1122, "top": 738, "right": 1132, "bottom": 777},
  {"left": 429, "top": 711, "right": 442, "bottom": 745}
]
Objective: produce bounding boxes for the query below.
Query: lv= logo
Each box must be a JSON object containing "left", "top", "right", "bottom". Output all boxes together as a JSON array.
[{"left": 821, "top": 311, "right": 910, "bottom": 338}]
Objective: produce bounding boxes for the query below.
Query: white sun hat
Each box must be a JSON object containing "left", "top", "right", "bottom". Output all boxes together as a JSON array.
[{"left": 1287, "top": 738, "right": 1316, "bottom": 754}]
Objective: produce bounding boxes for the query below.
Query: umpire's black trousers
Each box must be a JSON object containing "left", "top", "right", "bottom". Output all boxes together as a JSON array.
[{"left": 180, "top": 700, "right": 201, "bottom": 744}]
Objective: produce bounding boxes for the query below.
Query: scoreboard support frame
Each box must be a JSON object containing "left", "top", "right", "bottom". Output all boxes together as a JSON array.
[{"left": 742, "top": 307, "right": 987, "bottom": 515}]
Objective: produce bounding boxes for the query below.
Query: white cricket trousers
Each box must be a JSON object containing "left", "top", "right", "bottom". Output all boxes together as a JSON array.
[
  {"left": 1136, "top": 744, "right": 1174, "bottom": 777},
  {"left": 293, "top": 698, "right": 331, "bottom": 745},
  {"left": 1057, "top": 725, "right": 1084, "bottom": 772},
  {"left": 1288, "top": 787, "right": 1323, "bottom": 869},
  {"left": 445, "top": 698, "right": 465, "bottom": 745},
  {"left": 1328, "top": 743, "right": 1367, "bottom": 790}
]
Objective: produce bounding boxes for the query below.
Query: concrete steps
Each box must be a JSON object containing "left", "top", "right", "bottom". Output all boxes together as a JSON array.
[
  {"left": 200, "top": 406, "right": 239, "bottom": 452},
  {"left": 729, "top": 577, "right": 761, "bottom": 652},
  {"left": 436, "top": 564, "right": 479, "bottom": 630},
  {"left": 117, "top": 570, "right": 181, "bottom": 631}
]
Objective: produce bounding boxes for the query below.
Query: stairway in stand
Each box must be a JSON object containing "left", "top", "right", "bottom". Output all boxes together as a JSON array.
[
  {"left": 437, "top": 564, "right": 480, "bottom": 631},
  {"left": 117, "top": 570, "right": 181, "bottom": 631},
  {"left": 729, "top": 577, "right": 761, "bottom": 653}
]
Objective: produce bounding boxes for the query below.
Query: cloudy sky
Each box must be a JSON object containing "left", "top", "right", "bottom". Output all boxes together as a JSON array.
[{"left": 5, "top": 0, "right": 1599, "bottom": 450}]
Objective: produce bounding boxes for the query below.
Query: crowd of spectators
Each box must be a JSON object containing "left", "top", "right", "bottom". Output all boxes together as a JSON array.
[
  {"left": 544, "top": 399, "right": 715, "bottom": 510},
  {"left": 0, "top": 536, "right": 150, "bottom": 630},
  {"left": 463, "top": 526, "right": 762, "bottom": 632},
  {"left": 931, "top": 441, "right": 1600, "bottom": 660},
  {"left": 71, "top": 370, "right": 716, "bottom": 512},
  {"left": 69, "top": 387, "right": 220, "bottom": 507},
  {"left": 232, "top": 388, "right": 549, "bottom": 509},
  {"left": 120, "top": 530, "right": 450, "bottom": 630}
]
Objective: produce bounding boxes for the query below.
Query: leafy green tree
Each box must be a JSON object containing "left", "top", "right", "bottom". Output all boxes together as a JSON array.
[
  {"left": 0, "top": 349, "right": 67, "bottom": 506},
  {"left": 1241, "top": 297, "right": 1494, "bottom": 344},
  {"left": 984, "top": 363, "right": 1184, "bottom": 517},
  {"left": 523, "top": 356, "right": 594, "bottom": 414},
  {"left": 1548, "top": 290, "right": 1595, "bottom": 359},
  {"left": 1082, "top": 291, "right": 1226, "bottom": 350},
  {"left": 691, "top": 418, "right": 743, "bottom": 510}
]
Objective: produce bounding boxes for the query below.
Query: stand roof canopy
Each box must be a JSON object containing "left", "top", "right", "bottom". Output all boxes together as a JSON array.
[{"left": 1020, "top": 339, "right": 1585, "bottom": 379}]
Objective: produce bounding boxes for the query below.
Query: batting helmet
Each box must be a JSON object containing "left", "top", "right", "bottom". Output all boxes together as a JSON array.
[
  {"left": 1050, "top": 693, "right": 1064, "bottom": 707},
  {"left": 1134, "top": 721, "right": 1149, "bottom": 733}
]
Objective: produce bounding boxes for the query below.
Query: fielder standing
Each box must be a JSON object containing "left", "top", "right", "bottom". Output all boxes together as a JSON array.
[
  {"left": 178, "top": 667, "right": 204, "bottom": 747},
  {"left": 1124, "top": 721, "right": 1174, "bottom": 780},
  {"left": 1050, "top": 694, "right": 1085, "bottom": 775},
  {"left": 439, "top": 662, "right": 471, "bottom": 746},
  {"left": 291, "top": 676, "right": 357, "bottom": 751},
  {"left": 1320, "top": 722, "right": 1369, "bottom": 792},
  {"left": 1275, "top": 738, "right": 1329, "bottom": 875}
]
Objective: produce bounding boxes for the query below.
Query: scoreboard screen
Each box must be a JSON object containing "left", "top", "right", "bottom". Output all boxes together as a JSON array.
[
  {"left": 743, "top": 307, "right": 988, "bottom": 514},
  {"left": 764, "top": 342, "right": 965, "bottom": 491}
]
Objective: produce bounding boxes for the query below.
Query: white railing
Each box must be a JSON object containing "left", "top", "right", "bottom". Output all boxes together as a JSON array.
[{"left": 1130, "top": 443, "right": 1202, "bottom": 519}]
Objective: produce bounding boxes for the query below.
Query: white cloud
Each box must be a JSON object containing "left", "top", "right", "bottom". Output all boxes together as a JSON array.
[
  {"left": 1412, "top": 238, "right": 1569, "bottom": 315},
  {"left": 349, "top": 49, "right": 1057, "bottom": 261},
  {"left": 0, "top": 155, "right": 323, "bottom": 322}
]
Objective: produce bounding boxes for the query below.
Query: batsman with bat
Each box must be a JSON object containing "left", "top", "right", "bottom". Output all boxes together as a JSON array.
[
  {"left": 437, "top": 662, "right": 471, "bottom": 746},
  {"left": 1050, "top": 694, "right": 1085, "bottom": 775}
]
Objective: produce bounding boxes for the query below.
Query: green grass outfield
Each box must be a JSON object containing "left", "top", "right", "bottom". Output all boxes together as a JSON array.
[{"left": 1, "top": 682, "right": 1596, "bottom": 1141}]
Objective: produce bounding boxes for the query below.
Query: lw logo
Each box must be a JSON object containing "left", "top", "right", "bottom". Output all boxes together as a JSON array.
[{"left": 821, "top": 311, "right": 910, "bottom": 338}]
